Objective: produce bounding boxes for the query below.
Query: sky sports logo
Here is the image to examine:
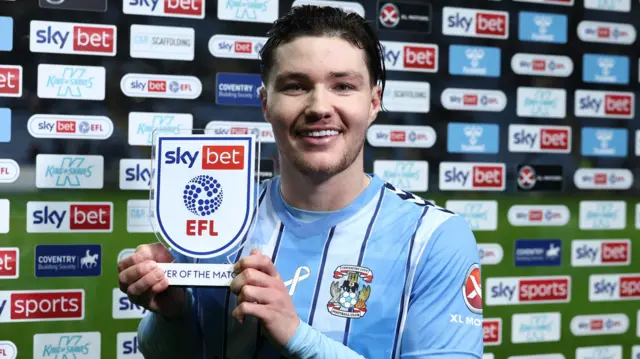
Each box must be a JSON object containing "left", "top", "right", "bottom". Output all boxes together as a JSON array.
[
  {"left": 366, "top": 125, "right": 436, "bottom": 148},
  {"left": 120, "top": 73, "right": 202, "bottom": 99},
  {"left": 208, "top": 34, "right": 266, "bottom": 60},
  {"left": 27, "top": 202, "right": 113, "bottom": 233},
  {"left": 35, "top": 154, "right": 104, "bottom": 189},
  {"left": 439, "top": 162, "right": 505, "bottom": 191},
  {"left": 507, "top": 205, "right": 570, "bottom": 226},
  {"left": 509, "top": 124, "right": 571, "bottom": 154},
  {"left": 0, "top": 65, "right": 23, "bottom": 98},
  {"left": 37, "top": 64, "right": 106, "bottom": 101},
  {"left": 589, "top": 273, "right": 640, "bottom": 302},
  {"left": 581, "top": 127, "right": 628, "bottom": 158},
  {"left": 574, "top": 90, "right": 634, "bottom": 119},
  {"left": 583, "top": 54, "right": 629, "bottom": 85},
  {"left": 130, "top": 24, "right": 194, "bottom": 61},
  {"left": 486, "top": 276, "right": 571, "bottom": 306},
  {"left": 449, "top": 45, "right": 500, "bottom": 78},
  {"left": 511, "top": 53, "right": 573, "bottom": 77},
  {"left": 441, "top": 88, "right": 506, "bottom": 112},
  {"left": 516, "top": 87, "right": 566, "bottom": 119},
  {"left": 577, "top": 21, "right": 636, "bottom": 45},
  {"left": 120, "top": 159, "right": 152, "bottom": 190},
  {"left": 380, "top": 41, "right": 438, "bottom": 73},
  {"left": 571, "top": 239, "right": 630, "bottom": 267},
  {"left": 442, "top": 7, "right": 508, "bottom": 39},
  {"left": 518, "top": 11, "right": 567, "bottom": 44},
  {"left": 573, "top": 168, "right": 633, "bottom": 190},
  {"left": 30, "top": 20, "right": 116, "bottom": 56},
  {"left": 27, "top": 114, "right": 113, "bottom": 140},
  {"left": 0, "top": 289, "right": 84, "bottom": 322},
  {"left": 123, "top": 0, "right": 204, "bottom": 18},
  {"left": 128, "top": 112, "right": 193, "bottom": 146},
  {"left": 446, "top": 123, "right": 499, "bottom": 154}
]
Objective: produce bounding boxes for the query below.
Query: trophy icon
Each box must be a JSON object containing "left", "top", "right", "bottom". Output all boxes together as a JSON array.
[{"left": 463, "top": 48, "right": 486, "bottom": 75}]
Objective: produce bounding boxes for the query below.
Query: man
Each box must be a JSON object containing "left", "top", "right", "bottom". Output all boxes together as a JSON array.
[{"left": 117, "top": 5, "right": 483, "bottom": 359}]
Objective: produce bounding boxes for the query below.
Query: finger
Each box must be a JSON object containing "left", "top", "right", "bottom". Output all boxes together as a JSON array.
[
  {"left": 126, "top": 267, "right": 167, "bottom": 297},
  {"left": 237, "top": 285, "right": 273, "bottom": 305},
  {"left": 230, "top": 268, "right": 274, "bottom": 295},
  {"left": 234, "top": 253, "right": 278, "bottom": 278},
  {"left": 232, "top": 302, "right": 272, "bottom": 324},
  {"left": 151, "top": 276, "right": 170, "bottom": 294},
  {"left": 118, "top": 260, "right": 157, "bottom": 289},
  {"left": 118, "top": 243, "right": 173, "bottom": 273}
]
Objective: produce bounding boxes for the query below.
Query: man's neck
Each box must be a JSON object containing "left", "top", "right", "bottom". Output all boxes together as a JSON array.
[{"left": 278, "top": 158, "right": 371, "bottom": 212}]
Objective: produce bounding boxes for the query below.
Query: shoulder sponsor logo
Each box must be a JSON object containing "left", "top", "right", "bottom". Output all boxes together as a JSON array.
[
  {"left": 581, "top": 127, "right": 628, "bottom": 157},
  {"left": 0, "top": 108, "right": 10, "bottom": 142},
  {"left": 445, "top": 200, "right": 498, "bottom": 231},
  {"left": 576, "top": 346, "right": 622, "bottom": 359},
  {"left": 517, "top": 87, "right": 567, "bottom": 118},
  {"left": 218, "top": 0, "right": 278, "bottom": 23},
  {"left": 127, "top": 200, "right": 158, "bottom": 233},
  {"left": 380, "top": 41, "right": 438, "bottom": 73},
  {"left": 35, "top": 244, "right": 102, "bottom": 278},
  {"left": 120, "top": 159, "right": 151, "bottom": 191},
  {"left": 439, "top": 162, "right": 505, "bottom": 191},
  {"left": 27, "top": 201, "right": 113, "bottom": 233},
  {"left": 514, "top": 0, "right": 573, "bottom": 5},
  {"left": 205, "top": 121, "right": 274, "bottom": 143},
  {"left": 121, "top": 73, "right": 201, "bottom": 99},
  {"left": 39, "top": 0, "right": 107, "bottom": 12},
  {"left": 382, "top": 80, "right": 430, "bottom": 113},
  {"left": 508, "top": 124, "right": 571, "bottom": 153},
  {"left": 34, "top": 332, "right": 100, "bottom": 358},
  {"left": 583, "top": 54, "right": 629, "bottom": 85},
  {"left": 441, "top": 88, "right": 506, "bottom": 112},
  {"left": 374, "top": 160, "right": 428, "bottom": 192},
  {"left": 573, "top": 239, "right": 631, "bottom": 267},
  {"left": 575, "top": 90, "right": 634, "bottom": 119},
  {"left": 0, "top": 65, "right": 22, "bottom": 97},
  {"left": 515, "top": 239, "right": 562, "bottom": 267},
  {"left": 442, "top": 7, "right": 508, "bottom": 39},
  {"left": 449, "top": 45, "right": 500, "bottom": 77},
  {"left": 128, "top": 112, "right": 193, "bottom": 146},
  {"left": 517, "top": 165, "right": 563, "bottom": 192},
  {"left": 0, "top": 247, "right": 19, "bottom": 279},
  {"left": 367, "top": 125, "right": 436, "bottom": 148},
  {"left": 36, "top": 154, "right": 104, "bottom": 189},
  {"left": 478, "top": 243, "right": 503, "bottom": 265},
  {"left": 0, "top": 289, "right": 84, "bottom": 322},
  {"left": 215, "top": 73, "right": 262, "bottom": 106},
  {"left": 130, "top": 24, "right": 194, "bottom": 61},
  {"left": 570, "top": 313, "right": 629, "bottom": 336},
  {"left": 208, "top": 34, "right": 266, "bottom": 60},
  {"left": 511, "top": 312, "right": 561, "bottom": 343},
  {"left": 30, "top": 20, "right": 116, "bottom": 56},
  {"left": 519, "top": 11, "right": 567, "bottom": 43},
  {"left": 0, "top": 159, "right": 20, "bottom": 183},
  {"left": 0, "top": 341, "right": 17, "bottom": 359},
  {"left": 483, "top": 318, "right": 502, "bottom": 346},
  {"left": 584, "top": 0, "right": 630, "bottom": 12},
  {"left": 507, "top": 205, "right": 569, "bottom": 226},
  {"left": 377, "top": 0, "right": 432, "bottom": 34},
  {"left": 28, "top": 114, "right": 113, "bottom": 140},
  {"left": 511, "top": 53, "right": 573, "bottom": 77},
  {"left": 0, "top": 16, "right": 12, "bottom": 51},
  {"left": 447, "top": 123, "right": 499, "bottom": 154},
  {"left": 292, "top": 0, "right": 365, "bottom": 17},
  {"left": 577, "top": 21, "right": 636, "bottom": 45},
  {"left": 124, "top": 0, "right": 205, "bottom": 19},
  {"left": 37, "top": 64, "right": 105, "bottom": 100},
  {"left": 0, "top": 199, "right": 8, "bottom": 234},
  {"left": 117, "top": 332, "right": 143, "bottom": 359},
  {"left": 579, "top": 201, "right": 626, "bottom": 230},
  {"left": 574, "top": 168, "right": 633, "bottom": 190},
  {"left": 113, "top": 288, "right": 148, "bottom": 319},
  {"left": 486, "top": 276, "right": 571, "bottom": 306}
]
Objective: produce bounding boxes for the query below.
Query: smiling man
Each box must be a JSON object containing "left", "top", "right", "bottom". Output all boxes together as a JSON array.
[{"left": 118, "top": 5, "right": 483, "bottom": 359}]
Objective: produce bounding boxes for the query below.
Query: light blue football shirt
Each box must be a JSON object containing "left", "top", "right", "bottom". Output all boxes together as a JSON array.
[{"left": 137, "top": 174, "right": 483, "bottom": 359}]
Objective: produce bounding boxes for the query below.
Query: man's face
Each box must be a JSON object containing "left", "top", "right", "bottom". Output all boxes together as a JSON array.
[{"left": 261, "top": 36, "right": 381, "bottom": 177}]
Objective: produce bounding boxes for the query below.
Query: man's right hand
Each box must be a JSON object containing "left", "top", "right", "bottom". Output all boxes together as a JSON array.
[{"left": 118, "top": 243, "right": 187, "bottom": 319}]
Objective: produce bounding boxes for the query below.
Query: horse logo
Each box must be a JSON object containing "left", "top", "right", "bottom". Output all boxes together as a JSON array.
[{"left": 80, "top": 249, "right": 99, "bottom": 269}]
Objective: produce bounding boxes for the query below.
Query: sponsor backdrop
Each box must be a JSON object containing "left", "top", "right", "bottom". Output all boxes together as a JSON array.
[{"left": 0, "top": 0, "right": 639, "bottom": 358}]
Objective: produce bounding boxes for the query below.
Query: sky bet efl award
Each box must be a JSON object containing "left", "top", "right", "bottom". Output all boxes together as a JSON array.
[{"left": 149, "top": 129, "right": 260, "bottom": 287}]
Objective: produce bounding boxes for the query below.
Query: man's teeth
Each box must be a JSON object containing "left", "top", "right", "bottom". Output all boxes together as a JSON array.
[{"left": 301, "top": 130, "right": 340, "bottom": 137}]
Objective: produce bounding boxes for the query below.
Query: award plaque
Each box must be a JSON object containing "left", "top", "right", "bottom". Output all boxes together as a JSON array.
[{"left": 149, "top": 129, "right": 261, "bottom": 287}]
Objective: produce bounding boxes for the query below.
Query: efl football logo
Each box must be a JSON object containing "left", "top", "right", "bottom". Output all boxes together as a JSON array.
[
  {"left": 367, "top": 125, "right": 436, "bottom": 148},
  {"left": 442, "top": 7, "right": 509, "bottom": 39},
  {"left": 208, "top": 34, "right": 266, "bottom": 60},
  {"left": 511, "top": 53, "right": 574, "bottom": 77},
  {"left": 30, "top": 20, "right": 116, "bottom": 56},
  {"left": 120, "top": 73, "right": 202, "bottom": 99},
  {"left": 0, "top": 289, "right": 84, "bottom": 322},
  {"left": 0, "top": 341, "right": 17, "bottom": 359},
  {"left": 0, "top": 65, "right": 22, "bottom": 97},
  {"left": 440, "top": 88, "right": 506, "bottom": 112},
  {"left": 124, "top": 0, "right": 205, "bottom": 18},
  {"left": 27, "top": 201, "right": 113, "bottom": 233},
  {"left": 509, "top": 124, "right": 571, "bottom": 153},
  {"left": 577, "top": 21, "right": 636, "bottom": 45},
  {"left": 570, "top": 313, "right": 629, "bottom": 336},
  {"left": 573, "top": 168, "right": 633, "bottom": 190},
  {"left": 27, "top": 114, "right": 113, "bottom": 140},
  {"left": 0, "top": 159, "right": 20, "bottom": 183},
  {"left": 439, "top": 162, "right": 505, "bottom": 191},
  {"left": 486, "top": 275, "right": 571, "bottom": 306},
  {"left": 380, "top": 41, "right": 438, "bottom": 73},
  {"left": 462, "top": 264, "right": 482, "bottom": 314},
  {"left": 507, "top": 205, "right": 570, "bottom": 226},
  {"left": 574, "top": 90, "right": 634, "bottom": 119}
]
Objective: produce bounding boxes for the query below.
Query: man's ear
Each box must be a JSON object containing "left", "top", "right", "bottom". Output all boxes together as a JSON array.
[
  {"left": 260, "top": 86, "right": 270, "bottom": 123},
  {"left": 368, "top": 84, "right": 382, "bottom": 126}
]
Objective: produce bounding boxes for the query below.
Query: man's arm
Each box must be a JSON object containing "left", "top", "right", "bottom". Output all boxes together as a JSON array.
[{"left": 399, "top": 215, "right": 483, "bottom": 358}]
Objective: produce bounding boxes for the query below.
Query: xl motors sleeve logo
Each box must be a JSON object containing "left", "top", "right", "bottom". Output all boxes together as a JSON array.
[
  {"left": 123, "top": 0, "right": 205, "bottom": 19},
  {"left": 486, "top": 276, "right": 571, "bottom": 306},
  {"left": 439, "top": 162, "right": 506, "bottom": 191},
  {"left": 36, "top": 154, "right": 104, "bottom": 189},
  {"left": 0, "top": 289, "right": 84, "bottom": 322},
  {"left": 121, "top": 73, "right": 202, "bottom": 99},
  {"left": 27, "top": 201, "right": 113, "bottom": 233},
  {"left": 589, "top": 273, "right": 640, "bottom": 302},
  {"left": 442, "top": 7, "right": 508, "bottom": 39},
  {"left": 30, "top": 20, "right": 116, "bottom": 56},
  {"left": 509, "top": 124, "right": 571, "bottom": 153}
]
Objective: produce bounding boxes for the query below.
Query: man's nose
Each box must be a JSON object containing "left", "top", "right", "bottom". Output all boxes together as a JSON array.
[{"left": 304, "top": 88, "right": 333, "bottom": 120}]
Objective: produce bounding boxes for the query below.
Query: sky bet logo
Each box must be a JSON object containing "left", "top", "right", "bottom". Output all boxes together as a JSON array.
[
  {"left": 119, "top": 159, "right": 152, "bottom": 191},
  {"left": 442, "top": 7, "right": 508, "bottom": 39},
  {"left": 27, "top": 202, "right": 113, "bottom": 233},
  {"left": 30, "top": 20, "right": 116, "bottom": 56},
  {"left": 574, "top": 90, "right": 634, "bottom": 119},
  {"left": 123, "top": 0, "right": 204, "bottom": 18},
  {"left": 589, "top": 273, "right": 640, "bottom": 302},
  {"left": 509, "top": 124, "right": 571, "bottom": 154},
  {"left": 121, "top": 73, "right": 202, "bottom": 99},
  {"left": 572, "top": 239, "right": 630, "bottom": 267},
  {"left": 380, "top": 41, "right": 438, "bottom": 73},
  {"left": 439, "top": 162, "right": 505, "bottom": 191},
  {"left": 164, "top": 146, "right": 245, "bottom": 170}
]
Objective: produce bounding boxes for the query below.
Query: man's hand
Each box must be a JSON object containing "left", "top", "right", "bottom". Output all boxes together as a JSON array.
[{"left": 230, "top": 249, "right": 300, "bottom": 347}]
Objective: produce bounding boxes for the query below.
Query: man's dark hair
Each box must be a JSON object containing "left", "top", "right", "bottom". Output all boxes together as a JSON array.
[{"left": 259, "top": 5, "right": 386, "bottom": 100}]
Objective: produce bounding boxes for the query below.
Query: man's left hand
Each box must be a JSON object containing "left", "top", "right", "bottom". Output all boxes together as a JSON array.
[{"left": 231, "top": 249, "right": 300, "bottom": 347}]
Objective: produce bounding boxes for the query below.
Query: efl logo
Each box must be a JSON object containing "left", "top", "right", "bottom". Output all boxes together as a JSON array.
[
  {"left": 589, "top": 273, "right": 640, "bottom": 301},
  {"left": 366, "top": 124, "right": 436, "bottom": 148},
  {"left": 123, "top": 0, "right": 205, "bottom": 19},
  {"left": 0, "top": 248, "right": 18, "bottom": 279},
  {"left": 208, "top": 34, "right": 266, "bottom": 60},
  {"left": 112, "top": 288, "right": 148, "bottom": 319},
  {"left": 579, "top": 201, "right": 626, "bottom": 230},
  {"left": 127, "top": 200, "right": 158, "bottom": 233},
  {"left": 121, "top": 73, "right": 202, "bottom": 99},
  {"left": 513, "top": 0, "right": 574, "bottom": 5},
  {"left": 27, "top": 114, "right": 113, "bottom": 140},
  {"left": 477, "top": 243, "right": 504, "bottom": 265},
  {"left": 573, "top": 168, "right": 633, "bottom": 190},
  {"left": 439, "top": 162, "right": 506, "bottom": 191},
  {"left": 0, "top": 341, "right": 16, "bottom": 359},
  {"left": 128, "top": 112, "right": 193, "bottom": 146},
  {"left": 380, "top": 41, "right": 438, "bottom": 73},
  {"left": 572, "top": 239, "right": 631, "bottom": 267},
  {"left": 130, "top": 24, "right": 195, "bottom": 61},
  {"left": 511, "top": 312, "right": 561, "bottom": 343},
  {"left": 205, "top": 121, "right": 275, "bottom": 144},
  {"left": 577, "top": 21, "right": 636, "bottom": 45},
  {"left": 0, "top": 65, "right": 22, "bottom": 97},
  {"left": 442, "top": 7, "right": 508, "bottom": 39},
  {"left": 382, "top": 80, "right": 430, "bottom": 113},
  {"left": 445, "top": 200, "right": 498, "bottom": 231},
  {"left": 37, "top": 64, "right": 106, "bottom": 101},
  {"left": 509, "top": 124, "right": 571, "bottom": 153},
  {"left": 483, "top": 318, "right": 502, "bottom": 346},
  {"left": 516, "top": 87, "right": 567, "bottom": 119},
  {"left": 570, "top": 313, "right": 629, "bottom": 336},
  {"left": 30, "top": 20, "right": 116, "bottom": 56},
  {"left": 507, "top": 205, "right": 570, "bottom": 226},
  {"left": 511, "top": 53, "right": 573, "bottom": 77},
  {"left": 120, "top": 159, "right": 152, "bottom": 191},
  {"left": 33, "top": 332, "right": 100, "bottom": 358},
  {"left": 0, "top": 159, "right": 20, "bottom": 183},
  {"left": 36, "top": 154, "right": 104, "bottom": 189},
  {"left": 486, "top": 276, "right": 571, "bottom": 306},
  {"left": 373, "top": 160, "right": 428, "bottom": 192},
  {"left": 441, "top": 88, "right": 506, "bottom": 112},
  {"left": 0, "top": 289, "right": 84, "bottom": 322},
  {"left": 0, "top": 199, "right": 8, "bottom": 234},
  {"left": 27, "top": 201, "right": 113, "bottom": 233},
  {"left": 117, "top": 332, "right": 144, "bottom": 359},
  {"left": 574, "top": 90, "right": 634, "bottom": 119},
  {"left": 584, "top": 0, "right": 630, "bottom": 12}
]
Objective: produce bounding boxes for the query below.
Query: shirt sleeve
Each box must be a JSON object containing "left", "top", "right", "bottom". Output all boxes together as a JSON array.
[
  {"left": 399, "top": 215, "right": 483, "bottom": 359},
  {"left": 283, "top": 320, "right": 367, "bottom": 359}
]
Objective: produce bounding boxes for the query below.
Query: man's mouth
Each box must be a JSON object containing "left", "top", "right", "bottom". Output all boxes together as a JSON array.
[{"left": 298, "top": 130, "right": 341, "bottom": 138}]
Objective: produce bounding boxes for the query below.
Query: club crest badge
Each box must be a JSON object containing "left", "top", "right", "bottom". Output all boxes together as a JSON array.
[{"left": 327, "top": 265, "right": 373, "bottom": 319}]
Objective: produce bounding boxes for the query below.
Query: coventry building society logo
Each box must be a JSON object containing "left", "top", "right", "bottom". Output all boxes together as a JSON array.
[{"left": 46, "top": 157, "right": 94, "bottom": 187}]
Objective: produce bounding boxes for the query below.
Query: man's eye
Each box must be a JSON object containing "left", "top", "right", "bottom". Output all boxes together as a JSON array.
[
  {"left": 283, "top": 84, "right": 303, "bottom": 91},
  {"left": 335, "top": 83, "right": 355, "bottom": 91}
]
